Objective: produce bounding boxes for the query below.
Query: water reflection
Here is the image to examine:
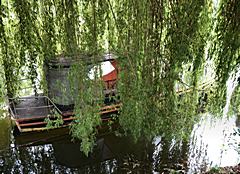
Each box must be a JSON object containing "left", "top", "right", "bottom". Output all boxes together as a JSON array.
[
  {"left": 188, "top": 114, "right": 240, "bottom": 173},
  {"left": 52, "top": 134, "right": 155, "bottom": 173},
  {"left": 153, "top": 138, "right": 188, "bottom": 173},
  {"left": 0, "top": 114, "right": 240, "bottom": 173},
  {"left": 0, "top": 132, "right": 156, "bottom": 173}
]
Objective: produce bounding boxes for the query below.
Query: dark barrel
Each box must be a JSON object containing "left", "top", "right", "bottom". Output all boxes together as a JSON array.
[{"left": 44, "top": 56, "right": 77, "bottom": 111}]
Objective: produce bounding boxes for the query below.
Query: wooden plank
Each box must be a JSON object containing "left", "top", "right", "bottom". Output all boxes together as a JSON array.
[
  {"left": 62, "top": 104, "right": 121, "bottom": 117},
  {"left": 15, "top": 120, "right": 22, "bottom": 132},
  {"left": 19, "top": 121, "right": 47, "bottom": 127},
  {"left": 19, "top": 117, "right": 76, "bottom": 127},
  {"left": 100, "top": 109, "right": 118, "bottom": 115},
  {"left": 100, "top": 103, "right": 121, "bottom": 111},
  {"left": 62, "top": 117, "right": 76, "bottom": 121},
  {"left": 16, "top": 113, "right": 71, "bottom": 123},
  {"left": 16, "top": 115, "right": 48, "bottom": 123},
  {"left": 15, "top": 105, "right": 53, "bottom": 110},
  {"left": 19, "top": 116, "right": 115, "bottom": 133},
  {"left": 176, "top": 79, "right": 214, "bottom": 95},
  {"left": 20, "top": 125, "right": 70, "bottom": 133},
  {"left": 18, "top": 114, "right": 114, "bottom": 128}
]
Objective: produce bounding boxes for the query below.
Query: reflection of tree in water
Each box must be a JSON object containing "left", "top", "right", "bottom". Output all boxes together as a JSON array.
[
  {"left": 0, "top": 145, "right": 20, "bottom": 173},
  {"left": 153, "top": 138, "right": 189, "bottom": 173},
  {"left": 0, "top": 143, "right": 70, "bottom": 173},
  {"left": 18, "top": 145, "right": 67, "bottom": 173},
  {"left": 0, "top": 133, "right": 195, "bottom": 173},
  {"left": 103, "top": 135, "right": 155, "bottom": 173},
  {"left": 52, "top": 134, "right": 155, "bottom": 173}
]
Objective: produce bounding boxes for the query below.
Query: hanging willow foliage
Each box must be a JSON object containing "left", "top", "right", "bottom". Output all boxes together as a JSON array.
[
  {"left": 13, "top": 0, "right": 42, "bottom": 95},
  {"left": 40, "top": 0, "right": 56, "bottom": 61},
  {"left": 0, "top": 0, "right": 239, "bottom": 154},
  {"left": 214, "top": 0, "right": 240, "bottom": 84},
  {"left": 114, "top": 0, "right": 211, "bottom": 141},
  {"left": 0, "top": 1, "right": 7, "bottom": 102},
  {"left": 0, "top": 1, "right": 19, "bottom": 98},
  {"left": 55, "top": 0, "right": 79, "bottom": 55},
  {"left": 209, "top": 0, "right": 240, "bottom": 113},
  {"left": 70, "top": 0, "right": 109, "bottom": 155}
]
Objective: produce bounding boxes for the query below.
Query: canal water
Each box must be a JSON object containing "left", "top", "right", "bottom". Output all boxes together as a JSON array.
[{"left": 0, "top": 114, "right": 239, "bottom": 174}]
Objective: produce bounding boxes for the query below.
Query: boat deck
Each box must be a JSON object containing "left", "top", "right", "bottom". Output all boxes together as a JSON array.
[{"left": 9, "top": 96, "right": 121, "bottom": 133}]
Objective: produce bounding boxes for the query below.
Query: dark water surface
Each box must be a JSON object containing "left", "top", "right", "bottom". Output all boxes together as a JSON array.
[{"left": 0, "top": 114, "right": 239, "bottom": 174}]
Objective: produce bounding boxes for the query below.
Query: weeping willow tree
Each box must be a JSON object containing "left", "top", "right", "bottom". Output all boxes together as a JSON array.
[
  {"left": 0, "top": 0, "right": 239, "bottom": 154},
  {"left": 114, "top": 0, "right": 212, "bottom": 141},
  {"left": 209, "top": 0, "right": 240, "bottom": 114}
]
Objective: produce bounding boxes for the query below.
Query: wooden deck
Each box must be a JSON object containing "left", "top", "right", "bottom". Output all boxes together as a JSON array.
[{"left": 9, "top": 96, "right": 121, "bottom": 133}]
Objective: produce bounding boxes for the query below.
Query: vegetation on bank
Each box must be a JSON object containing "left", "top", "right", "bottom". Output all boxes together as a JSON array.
[
  {"left": 206, "top": 165, "right": 240, "bottom": 174},
  {"left": 0, "top": 0, "right": 239, "bottom": 155}
]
